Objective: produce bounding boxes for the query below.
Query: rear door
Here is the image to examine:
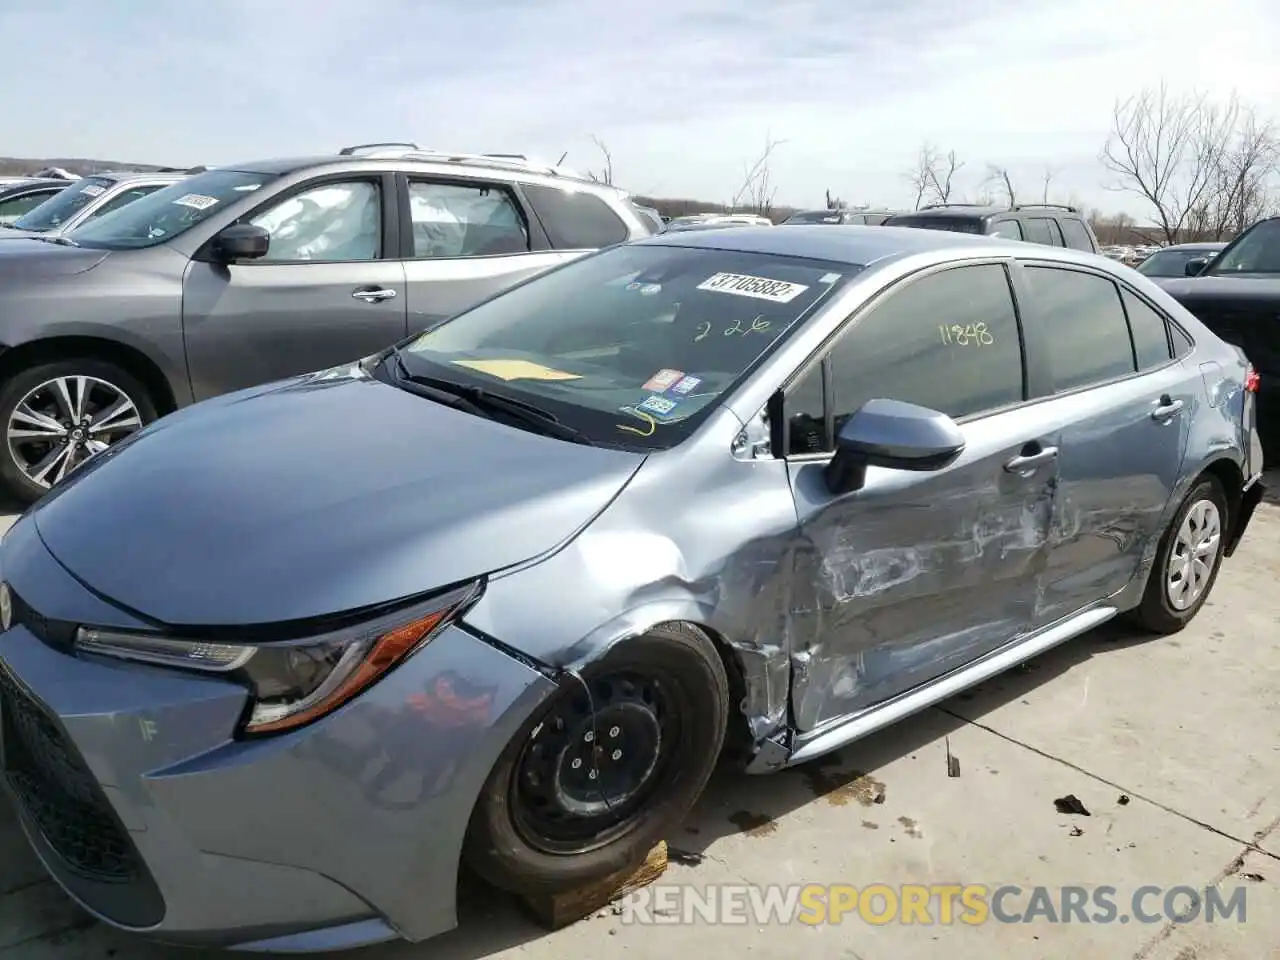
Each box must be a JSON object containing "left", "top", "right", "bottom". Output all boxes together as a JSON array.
[
  {"left": 398, "top": 174, "right": 570, "bottom": 334},
  {"left": 1012, "top": 261, "right": 1191, "bottom": 623},
  {"left": 182, "top": 172, "right": 407, "bottom": 399}
]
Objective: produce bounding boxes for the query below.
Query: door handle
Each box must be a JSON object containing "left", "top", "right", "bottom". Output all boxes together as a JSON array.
[
  {"left": 1151, "top": 395, "right": 1184, "bottom": 421},
  {"left": 352, "top": 287, "right": 397, "bottom": 303},
  {"left": 1004, "top": 446, "right": 1059, "bottom": 473}
]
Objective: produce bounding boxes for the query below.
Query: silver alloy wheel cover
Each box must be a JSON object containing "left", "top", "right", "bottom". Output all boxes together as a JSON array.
[
  {"left": 6, "top": 375, "right": 143, "bottom": 489},
  {"left": 1165, "top": 498, "right": 1222, "bottom": 611}
]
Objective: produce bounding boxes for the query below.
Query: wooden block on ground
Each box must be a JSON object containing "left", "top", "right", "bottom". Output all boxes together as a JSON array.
[{"left": 518, "top": 840, "right": 668, "bottom": 931}]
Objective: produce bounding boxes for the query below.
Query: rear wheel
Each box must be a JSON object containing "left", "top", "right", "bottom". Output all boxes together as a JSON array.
[
  {"left": 0, "top": 358, "right": 156, "bottom": 504},
  {"left": 463, "top": 623, "right": 728, "bottom": 895},
  {"left": 1134, "top": 476, "right": 1228, "bottom": 634}
]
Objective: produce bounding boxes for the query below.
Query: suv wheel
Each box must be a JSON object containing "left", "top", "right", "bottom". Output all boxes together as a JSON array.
[{"left": 0, "top": 358, "right": 157, "bottom": 504}]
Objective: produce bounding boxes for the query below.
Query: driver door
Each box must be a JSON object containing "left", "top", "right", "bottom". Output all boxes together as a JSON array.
[
  {"left": 782, "top": 261, "right": 1060, "bottom": 731},
  {"left": 182, "top": 174, "right": 408, "bottom": 399}
]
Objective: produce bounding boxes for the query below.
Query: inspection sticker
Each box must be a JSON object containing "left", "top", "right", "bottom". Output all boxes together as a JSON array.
[
  {"left": 669, "top": 375, "right": 702, "bottom": 395},
  {"left": 81, "top": 185, "right": 105, "bottom": 197},
  {"left": 637, "top": 394, "right": 681, "bottom": 419},
  {"left": 696, "top": 272, "right": 809, "bottom": 303},
  {"left": 172, "top": 193, "right": 220, "bottom": 211},
  {"left": 642, "top": 368, "right": 684, "bottom": 392}
]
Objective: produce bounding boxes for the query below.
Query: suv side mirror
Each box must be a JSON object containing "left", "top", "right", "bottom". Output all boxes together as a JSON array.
[
  {"left": 1184, "top": 257, "right": 1209, "bottom": 277},
  {"left": 211, "top": 223, "right": 270, "bottom": 261},
  {"left": 824, "top": 398, "right": 966, "bottom": 495}
]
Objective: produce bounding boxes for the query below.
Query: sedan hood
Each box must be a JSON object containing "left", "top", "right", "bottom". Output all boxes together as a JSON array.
[
  {"left": 0, "top": 237, "right": 109, "bottom": 279},
  {"left": 31, "top": 367, "right": 645, "bottom": 626}
]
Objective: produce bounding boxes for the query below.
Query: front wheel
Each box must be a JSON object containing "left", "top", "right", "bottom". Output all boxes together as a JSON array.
[
  {"left": 463, "top": 623, "right": 729, "bottom": 896},
  {"left": 1134, "top": 476, "right": 1228, "bottom": 634},
  {"left": 0, "top": 358, "right": 157, "bottom": 504}
]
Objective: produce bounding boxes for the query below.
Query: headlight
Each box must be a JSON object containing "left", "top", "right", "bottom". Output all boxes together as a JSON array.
[{"left": 73, "top": 581, "right": 483, "bottom": 736}]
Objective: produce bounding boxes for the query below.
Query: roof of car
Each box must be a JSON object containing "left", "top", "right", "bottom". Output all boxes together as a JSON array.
[
  {"left": 0, "top": 178, "right": 67, "bottom": 193},
  {"left": 91, "top": 169, "right": 188, "bottom": 183},
  {"left": 220, "top": 152, "right": 616, "bottom": 189},
  {"left": 1162, "top": 241, "right": 1228, "bottom": 251},
  {"left": 641, "top": 223, "right": 1009, "bottom": 266}
]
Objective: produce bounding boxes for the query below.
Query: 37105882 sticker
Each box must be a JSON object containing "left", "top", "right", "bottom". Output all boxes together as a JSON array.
[
  {"left": 696, "top": 272, "right": 809, "bottom": 303},
  {"left": 172, "top": 194, "right": 220, "bottom": 211}
]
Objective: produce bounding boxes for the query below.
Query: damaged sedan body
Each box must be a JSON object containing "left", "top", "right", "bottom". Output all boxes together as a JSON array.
[{"left": 0, "top": 224, "right": 1264, "bottom": 951}]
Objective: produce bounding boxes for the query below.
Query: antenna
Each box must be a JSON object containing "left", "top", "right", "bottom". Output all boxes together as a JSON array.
[{"left": 557, "top": 151, "right": 568, "bottom": 165}]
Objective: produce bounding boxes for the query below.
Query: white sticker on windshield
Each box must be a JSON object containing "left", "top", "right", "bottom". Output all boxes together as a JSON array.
[
  {"left": 81, "top": 185, "right": 105, "bottom": 197},
  {"left": 233, "top": 184, "right": 262, "bottom": 192},
  {"left": 819, "top": 272, "right": 842, "bottom": 284},
  {"left": 172, "top": 193, "right": 219, "bottom": 211},
  {"left": 697, "top": 272, "right": 809, "bottom": 303}
]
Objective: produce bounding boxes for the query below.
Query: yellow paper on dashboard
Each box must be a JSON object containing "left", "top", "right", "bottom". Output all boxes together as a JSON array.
[{"left": 451, "top": 359, "right": 582, "bottom": 382}]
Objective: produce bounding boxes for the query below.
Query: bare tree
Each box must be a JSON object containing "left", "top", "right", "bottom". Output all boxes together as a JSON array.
[
  {"left": 824, "top": 188, "right": 845, "bottom": 210},
  {"left": 585, "top": 135, "right": 614, "bottom": 186},
  {"left": 1194, "top": 98, "right": 1277, "bottom": 239},
  {"left": 903, "top": 143, "right": 965, "bottom": 208},
  {"left": 1041, "top": 166, "right": 1056, "bottom": 204},
  {"left": 1101, "top": 83, "right": 1229, "bottom": 244},
  {"left": 730, "top": 133, "right": 787, "bottom": 217},
  {"left": 985, "top": 165, "right": 1017, "bottom": 206}
]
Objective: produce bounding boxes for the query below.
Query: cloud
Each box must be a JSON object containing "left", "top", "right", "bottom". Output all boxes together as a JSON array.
[{"left": 1, "top": 0, "right": 1278, "bottom": 217}]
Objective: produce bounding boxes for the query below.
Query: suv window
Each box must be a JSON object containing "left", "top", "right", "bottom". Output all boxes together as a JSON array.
[
  {"left": 0, "top": 188, "right": 59, "bottom": 224},
  {"left": 407, "top": 180, "right": 528, "bottom": 258},
  {"left": 522, "top": 183, "right": 629, "bottom": 249},
  {"left": 1121, "top": 288, "right": 1172, "bottom": 370},
  {"left": 1023, "top": 217, "right": 1059, "bottom": 246},
  {"left": 787, "top": 264, "right": 1025, "bottom": 455},
  {"left": 250, "top": 180, "right": 381, "bottom": 262},
  {"left": 1024, "top": 266, "right": 1135, "bottom": 390},
  {"left": 990, "top": 220, "right": 1023, "bottom": 240},
  {"left": 80, "top": 184, "right": 167, "bottom": 223},
  {"left": 1058, "top": 218, "right": 1095, "bottom": 252}
]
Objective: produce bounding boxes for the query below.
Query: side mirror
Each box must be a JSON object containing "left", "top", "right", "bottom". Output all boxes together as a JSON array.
[
  {"left": 211, "top": 223, "right": 270, "bottom": 261},
  {"left": 823, "top": 398, "right": 966, "bottom": 495},
  {"left": 1184, "top": 257, "right": 1208, "bottom": 277}
]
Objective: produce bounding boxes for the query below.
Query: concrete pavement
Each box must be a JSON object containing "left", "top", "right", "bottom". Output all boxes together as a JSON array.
[{"left": 0, "top": 496, "right": 1278, "bottom": 959}]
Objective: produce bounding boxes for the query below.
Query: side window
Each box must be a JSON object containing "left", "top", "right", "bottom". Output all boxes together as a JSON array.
[
  {"left": 1058, "top": 218, "right": 1095, "bottom": 252},
  {"left": 250, "top": 180, "right": 381, "bottom": 263},
  {"left": 786, "top": 264, "right": 1025, "bottom": 454},
  {"left": 81, "top": 184, "right": 166, "bottom": 223},
  {"left": 1024, "top": 266, "right": 1135, "bottom": 390},
  {"left": 784, "top": 363, "right": 828, "bottom": 455},
  {"left": 1121, "top": 288, "right": 1172, "bottom": 370},
  {"left": 1171, "top": 323, "right": 1194, "bottom": 359},
  {"left": 0, "top": 190, "right": 58, "bottom": 223},
  {"left": 1024, "top": 217, "right": 1064, "bottom": 245},
  {"left": 407, "top": 180, "right": 529, "bottom": 258},
  {"left": 990, "top": 219, "right": 1024, "bottom": 240},
  {"left": 522, "top": 183, "right": 629, "bottom": 249}
]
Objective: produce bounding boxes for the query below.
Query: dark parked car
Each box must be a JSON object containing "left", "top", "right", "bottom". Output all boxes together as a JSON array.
[
  {"left": 1152, "top": 217, "right": 1280, "bottom": 448},
  {"left": 0, "top": 145, "right": 653, "bottom": 502},
  {"left": 0, "top": 169, "right": 194, "bottom": 240},
  {"left": 0, "top": 224, "right": 1262, "bottom": 951},
  {"left": 782, "top": 209, "right": 897, "bottom": 225},
  {"left": 0, "top": 179, "right": 73, "bottom": 227},
  {"left": 883, "top": 203, "right": 1100, "bottom": 253},
  {"left": 1137, "top": 242, "right": 1227, "bottom": 278}
]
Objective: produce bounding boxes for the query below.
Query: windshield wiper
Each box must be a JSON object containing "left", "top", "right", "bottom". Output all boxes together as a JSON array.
[{"left": 386, "top": 347, "right": 594, "bottom": 446}]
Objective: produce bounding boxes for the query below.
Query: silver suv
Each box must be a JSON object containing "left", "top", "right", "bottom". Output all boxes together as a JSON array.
[
  {"left": 0, "top": 145, "right": 654, "bottom": 502},
  {"left": 0, "top": 168, "right": 198, "bottom": 240}
]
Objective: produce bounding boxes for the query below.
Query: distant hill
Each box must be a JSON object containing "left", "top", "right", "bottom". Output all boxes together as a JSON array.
[{"left": 0, "top": 156, "right": 171, "bottom": 177}]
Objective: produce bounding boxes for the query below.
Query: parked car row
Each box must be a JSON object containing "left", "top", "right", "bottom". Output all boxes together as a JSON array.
[{"left": 0, "top": 206, "right": 1263, "bottom": 953}]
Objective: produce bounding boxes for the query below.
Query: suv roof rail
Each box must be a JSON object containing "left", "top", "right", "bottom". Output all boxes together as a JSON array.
[
  {"left": 338, "top": 141, "right": 422, "bottom": 156},
  {"left": 399, "top": 149, "right": 586, "bottom": 180},
  {"left": 1011, "top": 202, "right": 1079, "bottom": 213}
]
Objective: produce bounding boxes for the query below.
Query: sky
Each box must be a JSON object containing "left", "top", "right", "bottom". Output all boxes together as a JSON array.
[{"left": 2, "top": 0, "right": 1279, "bottom": 221}]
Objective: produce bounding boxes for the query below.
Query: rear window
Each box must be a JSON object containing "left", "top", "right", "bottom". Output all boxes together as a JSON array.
[
  {"left": 882, "top": 214, "right": 984, "bottom": 235},
  {"left": 523, "top": 183, "right": 630, "bottom": 249},
  {"left": 1058, "top": 217, "right": 1096, "bottom": 251}
]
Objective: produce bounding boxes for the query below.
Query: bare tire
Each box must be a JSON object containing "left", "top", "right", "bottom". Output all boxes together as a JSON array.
[
  {"left": 463, "top": 623, "right": 728, "bottom": 896},
  {"left": 1134, "top": 476, "right": 1228, "bottom": 634},
  {"left": 0, "top": 358, "right": 157, "bottom": 505}
]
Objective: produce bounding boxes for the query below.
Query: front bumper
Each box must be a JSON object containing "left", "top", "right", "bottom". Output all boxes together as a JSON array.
[{"left": 0, "top": 521, "right": 554, "bottom": 951}]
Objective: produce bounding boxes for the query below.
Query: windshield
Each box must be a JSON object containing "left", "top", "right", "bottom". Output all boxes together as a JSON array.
[
  {"left": 10, "top": 177, "right": 114, "bottom": 232},
  {"left": 1137, "top": 249, "right": 1218, "bottom": 277},
  {"left": 785, "top": 210, "right": 844, "bottom": 224},
  {"left": 67, "top": 169, "right": 275, "bottom": 250},
  {"left": 882, "top": 215, "right": 985, "bottom": 235},
  {"left": 1205, "top": 219, "right": 1280, "bottom": 275},
  {"left": 398, "top": 243, "right": 856, "bottom": 449}
]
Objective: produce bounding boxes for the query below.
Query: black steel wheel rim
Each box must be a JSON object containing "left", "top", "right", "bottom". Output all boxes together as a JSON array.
[{"left": 510, "top": 668, "right": 682, "bottom": 855}]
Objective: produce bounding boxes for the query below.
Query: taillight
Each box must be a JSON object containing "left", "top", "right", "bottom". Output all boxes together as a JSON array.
[{"left": 1245, "top": 365, "right": 1260, "bottom": 393}]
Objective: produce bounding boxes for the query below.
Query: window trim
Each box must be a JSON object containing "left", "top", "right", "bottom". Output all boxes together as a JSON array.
[
  {"left": 776, "top": 257, "right": 1031, "bottom": 462},
  {"left": 219, "top": 171, "right": 399, "bottom": 266},
  {"left": 396, "top": 173, "right": 545, "bottom": 261}
]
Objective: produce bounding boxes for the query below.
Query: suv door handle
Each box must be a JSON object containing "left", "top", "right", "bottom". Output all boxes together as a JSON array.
[
  {"left": 1004, "top": 446, "right": 1059, "bottom": 473},
  {"left": 352, "top": 287, "right": 397, "bottom": 303},
  {"left": 1151, "top": 395, "right": 1184, "bottom": 421}
]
